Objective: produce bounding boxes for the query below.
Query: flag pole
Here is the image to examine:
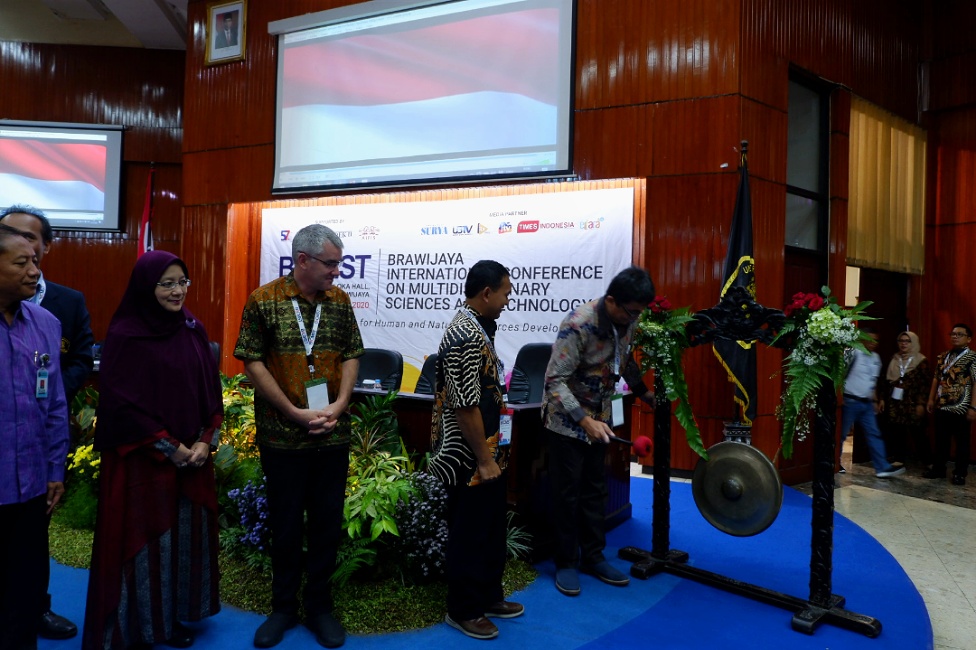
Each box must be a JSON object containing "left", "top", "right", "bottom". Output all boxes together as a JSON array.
[{"left": 138, "top": 163, "right": 155, "bottom": 259}]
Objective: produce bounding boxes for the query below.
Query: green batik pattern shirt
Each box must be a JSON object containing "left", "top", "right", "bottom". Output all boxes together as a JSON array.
[{"left": 234, "top": 273, "right": 364, "bottom": 449}]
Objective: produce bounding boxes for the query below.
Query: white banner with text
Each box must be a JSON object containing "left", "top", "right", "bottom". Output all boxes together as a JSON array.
[{"left": 260, "top": 187, "right": 634, "bottom": 390}]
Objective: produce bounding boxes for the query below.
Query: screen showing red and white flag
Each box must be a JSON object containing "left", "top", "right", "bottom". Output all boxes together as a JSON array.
[
  {"left": 0, "top": 122, "right": 122, "bottom": 231},
  {"left": 273, "top": 0, "right": 574, "bottom": 192}
]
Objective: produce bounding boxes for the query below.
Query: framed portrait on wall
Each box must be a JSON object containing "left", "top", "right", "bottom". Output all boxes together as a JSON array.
[{"left": 206, "top": 0, "right": 246, "bottom": 65}]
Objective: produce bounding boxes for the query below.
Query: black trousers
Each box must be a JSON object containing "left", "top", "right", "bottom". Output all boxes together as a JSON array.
[
  {"left": 883, "top": 419, "right": 930, "bottom": 465},
  {"left": 0, "top": 495, "right": 48, "bottom": 650},
  {"left": 932, "top": 411, "right": 972, "bottom": 478},
  {"left": 445, "top": 475, "right": 506, "bottom": 622},
  {"left": 546, "top": 429, "right": 608, "bottom": 569},
  {"left": 260, "top": 444, "right": 349, "bottom": 618}
]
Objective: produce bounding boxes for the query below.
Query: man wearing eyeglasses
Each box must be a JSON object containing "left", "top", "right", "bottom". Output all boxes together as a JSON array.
[
  {"left": 542, "top": 265, "right": 656, "bottom": 597},
  {"left": 0, "top": 224, "right": 69, "bottom": 650},
  {"left": 0, "top": 204, "right": 93, "bottom": 641},
  {"left": 235, "top": 224, "right": 364, "bottom": 649},
  {"left": 925, "top": 324, "right": 976, "bottom": 485}
]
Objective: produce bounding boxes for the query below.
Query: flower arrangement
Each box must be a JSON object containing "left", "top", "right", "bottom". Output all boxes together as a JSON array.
[
  {"left": 59, "top": 442, "right": 102, "bottom": 530},
  {"left": 67, "top": 443, "right": 101, "bottom": 485},
  {"left": 774, "top": 287, "right": 873, "bottom": 457},
  {"left": 222, "top": 479, "right": 272, "bottom": 571},
  {"left": 632, "top": 296, "right": 706, "bottom": 458},
  {"left": 393, "top": 471, "right": 449, "bottom": 582}
]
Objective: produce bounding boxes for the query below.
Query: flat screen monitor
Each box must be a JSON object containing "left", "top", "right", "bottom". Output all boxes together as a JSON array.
[
  {"left": 0, "top": 121, "right": 123, "bottom": 232},
  {"left": 270, "top": 0, "right": 576, "bottom": 193}
]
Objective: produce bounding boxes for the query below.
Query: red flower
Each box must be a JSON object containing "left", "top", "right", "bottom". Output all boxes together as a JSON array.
[
  {"left": 807, "top": 295, "right": 824, "bottom": 310},
  {"left": 649, "top": 296, "right": 671, "bottom": 313}
]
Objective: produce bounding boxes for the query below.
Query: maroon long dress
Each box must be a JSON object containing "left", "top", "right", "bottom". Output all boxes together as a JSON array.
[{"left": 82, "top": 251, "right": 223, "bottom": 650}]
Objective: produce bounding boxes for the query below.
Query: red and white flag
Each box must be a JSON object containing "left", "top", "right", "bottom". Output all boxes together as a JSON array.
[
  {"left": 279, "top": 8, "right": 561, "bottom": 166},
  {"left": 0, "top": 139, "right": 106, "bottom": 211},
  {"left": 138, "top": 168, "right": 154, "bottom": 258}
]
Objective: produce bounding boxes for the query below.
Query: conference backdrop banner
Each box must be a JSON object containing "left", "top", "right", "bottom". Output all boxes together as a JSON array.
[{"left": 261, "top": 187, "right": 634, "bottom": 391}]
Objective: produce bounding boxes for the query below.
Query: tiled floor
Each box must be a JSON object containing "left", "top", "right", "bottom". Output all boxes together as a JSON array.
[
  {"left": 811, "top": 443, "right": 976, "bottom": 650},
  {"left": 632, "top": 440, "right": 976, "bottom": 650}
]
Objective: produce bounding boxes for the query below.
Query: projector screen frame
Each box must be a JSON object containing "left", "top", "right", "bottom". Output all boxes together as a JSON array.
[
  {"left": 0, "top": 119, "right": 124, "bottom": 234},
  {"left": 269, "top": 0, "right": 578, "bottom": 195}
]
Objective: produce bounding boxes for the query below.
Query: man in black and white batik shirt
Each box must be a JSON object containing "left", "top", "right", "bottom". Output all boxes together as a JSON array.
[{"left": 428, "top": 260, "right": 523, "bottom": 641}]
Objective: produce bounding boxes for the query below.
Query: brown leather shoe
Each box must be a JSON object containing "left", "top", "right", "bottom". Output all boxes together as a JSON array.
[
  {"left": 445, "top": 614, "right": 499, "bottom": 639},
  {"left": 485, "top": 601, "right": 524, "bottom": 619}
]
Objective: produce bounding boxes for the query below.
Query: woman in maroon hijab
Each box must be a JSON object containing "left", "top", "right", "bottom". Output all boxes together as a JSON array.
[{"left": 83, "top": 251, "right": 222, "bottom": 650}]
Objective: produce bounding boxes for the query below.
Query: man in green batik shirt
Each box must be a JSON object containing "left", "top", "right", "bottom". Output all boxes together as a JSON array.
[{"left": 235, "top": 224, "right": 363, "bottom": 649}]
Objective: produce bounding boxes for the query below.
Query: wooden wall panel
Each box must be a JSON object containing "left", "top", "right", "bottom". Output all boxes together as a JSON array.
[
  {"left": 742, "top": 0, "right": 920, "bottom": 123},
  {"left": 575, "top": 0, "right": 740, "bottom": 109},
  {"left": 740, "top": 98, "right": 789, "bottom": 186},
  {"left": 572, "top": 106, "right": 644, "bottom": 181},
  {"left": 0, "top": 42, "right": 185, "bottom": 342},
  {"left": 928, "top": 51, "right": 976, "bottom": 113},
  {"left": 180, "top": 204, "right": 229, "bottom": 348},
  {"left": 651, "top": 97, "right": 741, "bottom": 176},
  {"left": 930, "top": 111, "right": 976, "bottom": 225},
  {"left": 183, "top": 145, "right": 276, "bottom": 205}
]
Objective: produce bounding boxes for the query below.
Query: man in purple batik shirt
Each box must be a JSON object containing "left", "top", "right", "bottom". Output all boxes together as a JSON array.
[{"left": 0, "top": 224, "right": 69, "bottom": 650}]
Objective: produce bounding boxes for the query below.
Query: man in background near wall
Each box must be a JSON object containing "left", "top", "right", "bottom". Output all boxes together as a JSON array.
[
  {"left": 235, "top": 224, "right": 363, "bottom": 649},
  {"left": 428, "top": 260, "right": 522, "bottom": 641},
  {"left": 925, "top": 323, "right": 976, "bottom": 485},
  {"left": 0, "top": 224, "right": 70, "bottom": 650},
  {"left": 839, "top": 327, "right": 905, "bottom": 479},
  {"left": 0, "top": 205, "right": 94, "bottom": 641},
  {"left": 542, "top": 265, "right": 656, "bottom": 597}
]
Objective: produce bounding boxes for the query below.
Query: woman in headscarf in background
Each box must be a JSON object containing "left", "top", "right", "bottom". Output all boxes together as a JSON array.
[
  {"left": 880, "top": 330, "right": 930, "bottom": 468},
  {"left": 83, "top": 250, "right": 222, "bottom": 650}
]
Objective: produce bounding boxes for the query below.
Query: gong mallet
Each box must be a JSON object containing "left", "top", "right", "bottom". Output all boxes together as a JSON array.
[{"left": 608, "top": 434, "right": 653, "bottom": 458}]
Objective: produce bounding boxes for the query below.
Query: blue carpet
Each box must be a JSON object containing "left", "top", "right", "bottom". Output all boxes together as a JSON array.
[{"left": 41, "top": 480, "right": 931, "bottom": 649}]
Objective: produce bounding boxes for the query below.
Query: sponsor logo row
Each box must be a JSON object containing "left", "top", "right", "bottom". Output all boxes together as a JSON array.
[
  {"left": 423, "top": 217, "right": 606, "bottom": 236},
  {"left": 279, "top": 217, "right": 606, "bottom": 242}
]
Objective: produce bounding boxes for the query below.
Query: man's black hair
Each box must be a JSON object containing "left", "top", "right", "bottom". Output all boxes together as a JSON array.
[
  {"left": 464, "top": 260, "right": 509, "bottom": 298},
  {"left": 606, "top": 265, "right": 654, "bottom": 305},
  {"left": 952, "top": 323, "right": 973, "bottom": 338},
  {"left": 0, "top": 204, "right": 52, "bottom": 244}
]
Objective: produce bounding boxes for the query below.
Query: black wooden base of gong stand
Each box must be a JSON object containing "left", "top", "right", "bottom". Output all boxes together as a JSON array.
[{"left": 619, "top": 380, "right": 881, "bottom": 638}]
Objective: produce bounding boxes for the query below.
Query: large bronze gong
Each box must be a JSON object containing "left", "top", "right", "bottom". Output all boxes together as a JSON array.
[{"left": 692, "top": 441, "right": 783, "bottom": 536}]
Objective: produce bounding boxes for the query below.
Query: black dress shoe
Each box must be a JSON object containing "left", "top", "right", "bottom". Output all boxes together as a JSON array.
[
  {"left": 306, "top": 612, "right": 346, "bottom": 648},
  {"left": 254, "top": 612, "right": 299, "bottom": 648},
  {"left": 951, "top": 475, "right": 966, "bottom": 486},
  {"left": 38, "top": 609, "right": 78, "bottom": 640},
  {"left": 163, "top": 621, "right": 195, "bottom": 648}
]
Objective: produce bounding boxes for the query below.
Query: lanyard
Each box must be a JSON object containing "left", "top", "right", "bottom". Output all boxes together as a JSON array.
[
  {"left": 30, "top": 274, "right": 47, "bottom": 306},
  {"left": 460, "top": 308, "right": 505, "bottom": 380},
  {"left": 611, "top": 324, "right": 621, "bottom": 376},
  {"left": 943, "top": 348, "right": 968, "bottom": 377},
  {"left": 897, "top": 355, "right": 913, "bottom": 378},
  {"left": 291, "top": 298, "right": 322, "bottom": 375}
]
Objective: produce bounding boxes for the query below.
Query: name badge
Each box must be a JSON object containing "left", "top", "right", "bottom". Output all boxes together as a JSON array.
[
  {"left": 498, "top": 408, "right": 513, "bottom": 446},
  {"left": 891, "top": 387, "right": 904, "bottom": 401},
  {"left": 611, "top": 393, "right": 625, "bottom": 428},
  {"left": 36, "top": 368, "right": 49, "bottom": 399},
  {"left": 305, "top": 378, "right": 330, "bottom": 411}
]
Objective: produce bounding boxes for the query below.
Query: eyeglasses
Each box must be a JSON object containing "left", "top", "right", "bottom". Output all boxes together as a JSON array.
[
  {"left": 897, "top": 339, "right": 912, "bottom": 344},
  {"left": 156, "top": 278, "right": 191, "bottom": 290},
  {"left": 304, "top": 253, "right": 342, "bottom": 270},
  {"left": 619, "top": 303, "right": 642, "bottom": 320},
  {"left": 950, "top": 331, "right": 970, "bottom": 338}
]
